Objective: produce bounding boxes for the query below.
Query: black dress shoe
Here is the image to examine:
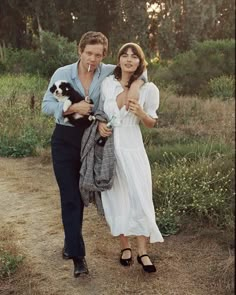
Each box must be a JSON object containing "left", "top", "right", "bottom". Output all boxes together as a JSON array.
[
  {"left": 120, "top": 248, "right": 133, "bottom": 266},
  {"left": 62, "top": 247, "right": 71, "bottom": 260},
  {"left": 137, "top": 254, "right": 156, "bottom": 273},
  {"left": 73, "top": 257, "right": 89, "bottom": 277}
]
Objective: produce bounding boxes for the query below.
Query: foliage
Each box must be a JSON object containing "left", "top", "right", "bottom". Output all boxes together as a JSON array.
[
  {"left": 0, "top": 73, "right": 47, "bottom": 97},
  {"left": 148, "top": 0, "right": 235, "bottom": 58},
  {"left": 0, "top": 248, "right": 23, "bottom": 278},
  {"left": 208, "top": 75, "right": 235, "bottom": 100},
  {"left": 0, "top": 127, "right": 47, "bottom": 158},
  {"left": 146, "top": 142, "right": 233, "bottom": 167},
  {"left": 153, "top": 39, "right": 235, "bottom": 96},
  {"left": 141, "top": 90, "right": 235, "bottom": 234},
  {"left": 0, "top": 1, "right": 235, "bottom": 59},
  {"left": 0, "top": 74, "right": 53, "bottom": 157},
  {"left": 3, "top": 31, "right": 78, "bottom": 77},
  {"left": 153, "top": 155, "right": 235, "bottom": 235}
]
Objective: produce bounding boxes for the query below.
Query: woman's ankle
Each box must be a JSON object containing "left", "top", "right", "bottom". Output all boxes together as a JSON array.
[{"left": 119, "top": 235, "right": 130, "bottom": 250}]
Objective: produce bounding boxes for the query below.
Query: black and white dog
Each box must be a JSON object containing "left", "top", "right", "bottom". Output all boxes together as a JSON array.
[{"left": 50, "top": 80, "right": 94, "bottom": 126}]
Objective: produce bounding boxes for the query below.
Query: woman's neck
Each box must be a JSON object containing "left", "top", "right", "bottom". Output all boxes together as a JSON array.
[{"left": 119, "top": 73, "right": 132, "bottom": 86}]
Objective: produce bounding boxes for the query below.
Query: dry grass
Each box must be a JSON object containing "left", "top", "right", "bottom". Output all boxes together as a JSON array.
[
  {"left": 159, "top": 92, "right": 235, "bottom": 144},
  {"left": 214, "top": 251, "right": 235, "bottom": 294},
  {"left": 0, "top": 157, "right": 234, "bottom": 295},
  {"left": 0, "top": 226, "right": 47, "bottom": 295}
]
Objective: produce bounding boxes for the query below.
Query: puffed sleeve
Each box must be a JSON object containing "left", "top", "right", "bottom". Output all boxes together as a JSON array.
[{"left": 143, "top": 82, "right": 159, "bottom": 119}]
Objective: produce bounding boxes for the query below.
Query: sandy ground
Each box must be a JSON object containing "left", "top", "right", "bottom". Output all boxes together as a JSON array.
[{"left": 0, "top": 156, "right": 233, "bottom": 295}]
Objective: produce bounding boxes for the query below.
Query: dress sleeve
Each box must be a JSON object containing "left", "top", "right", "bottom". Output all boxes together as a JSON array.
[
  {"left": 143, "top": 83, "right": 160, "bottom": 119},
  {"left": 99, "top": 77, "right": 110, "bottom": 110}
]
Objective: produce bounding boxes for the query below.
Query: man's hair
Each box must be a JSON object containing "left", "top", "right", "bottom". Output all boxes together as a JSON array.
[
  {"left": 113, "top": 43, "right": 148, "bottom": 88},
  {"left": 78, "top": 31, "right": 108, "bottom": 56}
]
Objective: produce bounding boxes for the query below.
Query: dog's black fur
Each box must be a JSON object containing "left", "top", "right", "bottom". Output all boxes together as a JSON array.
[{"left": 50, "top": 80, "right": 94, "bottom": 127}]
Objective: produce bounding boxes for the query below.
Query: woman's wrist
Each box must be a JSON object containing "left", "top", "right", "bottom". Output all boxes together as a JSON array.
[{"left": 140, "top": 111, "right": 149, "bottom": 121}]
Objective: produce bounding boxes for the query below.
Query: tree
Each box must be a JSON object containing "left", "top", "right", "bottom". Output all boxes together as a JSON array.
[
  {"left": 109, "top": 0, "right": 150, "bottom": 56},
  {"left": 0, "top": 0, "right": 235, "bottom": 58},
  {"left": 148, "top": 0, "right": 235, "bottom": 58}
]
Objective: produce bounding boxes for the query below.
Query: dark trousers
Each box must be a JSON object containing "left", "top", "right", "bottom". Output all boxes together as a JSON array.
[{"left": 51, "top": 124, "right": 86, "bottom": 257}]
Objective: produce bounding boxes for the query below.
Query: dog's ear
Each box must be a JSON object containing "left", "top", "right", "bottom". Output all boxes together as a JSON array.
[
  {"left": 50, "top": 84, "right": 56, "bottom": 93},
  {"left": 62, "top": 82, "right": 72, "bottom": 92},
  {"left": 64, "top": 82, "right": 72, "bottom": 88},
  {"left": 60, "top": 82, "right": 68, "bottom": 91}
]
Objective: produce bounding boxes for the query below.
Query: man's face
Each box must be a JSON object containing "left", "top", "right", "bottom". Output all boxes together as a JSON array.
[{"left": 79, "top": 44, "right": 104, "bottom": 72}]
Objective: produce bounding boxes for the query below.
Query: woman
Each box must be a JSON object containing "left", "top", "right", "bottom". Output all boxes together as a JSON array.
[{"left": 100, "top": 43, "right": 164, "bottom": 273}]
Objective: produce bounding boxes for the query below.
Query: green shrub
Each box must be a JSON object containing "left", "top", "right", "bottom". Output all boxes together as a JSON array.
[
  {"left": 4, "top": 31, "right": 78, "bottom": 77},
  {"left": 208, "top": 75, "right": 235, "bottom": 100},
  {"left": 153, "top": 39, "right": 235, "bottom": 96},
  {"left": 0, "top": 126, "right": 51, "bottom": 157}
]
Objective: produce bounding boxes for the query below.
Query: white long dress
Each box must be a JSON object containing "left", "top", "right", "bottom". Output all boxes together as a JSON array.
[{"left": 101, "top": 75, "right": 164, "bottom": 243}]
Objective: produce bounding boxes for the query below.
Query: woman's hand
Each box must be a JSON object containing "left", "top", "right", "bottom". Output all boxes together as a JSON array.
[
  {"left": 128, "top": 98, "right": 157, "bottom": 128},
  {"left": 128, "top": 98, "right": 146, "bottom": 119},
  {"left": 64, "top": 100, "right": 93, "bottom": 116},
  {"left": 98, "top": 122, "right": 113, "bottom": 137}
]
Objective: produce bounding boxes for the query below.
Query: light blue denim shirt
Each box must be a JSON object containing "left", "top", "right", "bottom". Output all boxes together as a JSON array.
[{"left": 42, "top": 61, "right": 115, "bottom": 126}]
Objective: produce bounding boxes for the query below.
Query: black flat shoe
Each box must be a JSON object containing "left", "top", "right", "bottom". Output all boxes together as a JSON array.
[
  {"left": 137, "top": 254, "right": 156, "bottom": 273},
  {"left": 73, "top": 257, "right": 89, "bottom": 277},
  {"left": 120, "top": 248, "right": 133, "bottom": 266}
]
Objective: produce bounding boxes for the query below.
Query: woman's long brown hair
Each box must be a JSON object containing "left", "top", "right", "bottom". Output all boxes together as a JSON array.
[{"left": 113, "top": 43, "right": 148, "bottom": 88}]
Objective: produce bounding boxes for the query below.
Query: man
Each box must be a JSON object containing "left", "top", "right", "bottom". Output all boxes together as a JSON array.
[{"left": 42, "top": 31, "right": 144, "bottom": 277}]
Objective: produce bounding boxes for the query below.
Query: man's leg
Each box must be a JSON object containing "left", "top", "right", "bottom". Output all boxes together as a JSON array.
[{"left": 51, "top": 138, "right": 85, "bottom": 258}]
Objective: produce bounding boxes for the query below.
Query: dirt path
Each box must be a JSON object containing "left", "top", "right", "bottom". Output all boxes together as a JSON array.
[{"left": 0, "top": 157, "right": 232, "bottom": 295}]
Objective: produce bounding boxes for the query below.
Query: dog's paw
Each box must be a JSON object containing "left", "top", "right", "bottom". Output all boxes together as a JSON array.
[
  {"left": 64, "top": 117, "right": 69, "bottom": 123},
  {"left": 73, "top": 113, "right": 83, "bottom": 119},
  {"left": 63, "top": 100, "right": 72, "bottom": 112}
]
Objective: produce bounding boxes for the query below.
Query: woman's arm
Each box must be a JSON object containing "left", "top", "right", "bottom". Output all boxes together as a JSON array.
[
  {"left": 128, "top": 98, "right": 157, "bottom": 128},
  {"left": 128, "top": 82, "right": 159, "bottom": 128}
]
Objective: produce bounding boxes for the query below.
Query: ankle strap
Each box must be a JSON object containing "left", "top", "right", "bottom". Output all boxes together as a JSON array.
[
  {"left": 138, "top": 254, "right": 150, "bottom": 259},
  {"left": 120, "top": 248, "right": 132, "bottom": 253}
]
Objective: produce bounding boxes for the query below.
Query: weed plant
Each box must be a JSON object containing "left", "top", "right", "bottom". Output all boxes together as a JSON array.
[
  {"left": 0, "top": 248, "right": 23, "bottom": 278},
  {"left": 152, "top": 154, "right": 235, "bottom": 235}
]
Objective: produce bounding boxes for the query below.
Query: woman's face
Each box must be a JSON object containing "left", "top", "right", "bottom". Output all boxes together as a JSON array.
[{"left": 119, "top": 48, "right": 140, "bottom": 74}]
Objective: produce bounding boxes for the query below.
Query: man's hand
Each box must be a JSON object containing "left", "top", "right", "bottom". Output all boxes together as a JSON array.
[
  {"left": 98, "top": 122, "right": 112, "bottom": 137},
  {"left": 63, "top": 100, "right": 93, "bottom": 116},
  {"left": 126, "top": 79, "right": 144, "bottom": 110}
]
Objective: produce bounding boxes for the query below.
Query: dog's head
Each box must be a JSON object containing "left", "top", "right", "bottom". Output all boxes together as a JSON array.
[{"left": 50, "top": 80, "right": 72, "bottom": 101}]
